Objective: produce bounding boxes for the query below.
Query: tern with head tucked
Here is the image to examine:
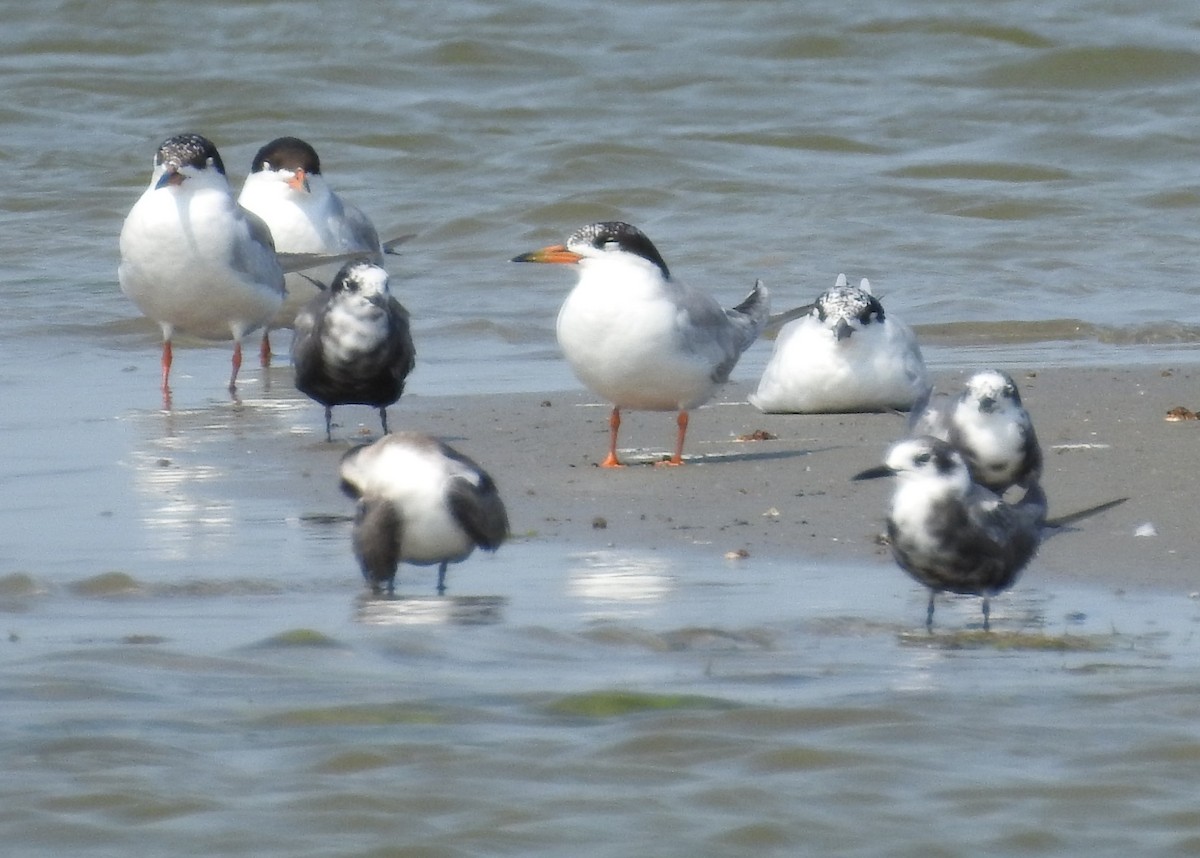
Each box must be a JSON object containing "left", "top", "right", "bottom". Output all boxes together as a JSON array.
[
  {"left": 513, "top": 221, "right": 769, "bottom": 466},
  {"left": 238, "top": 137, "right": 390, "bottom": 359},
  {"left": 910, "top": 369, "right": 1042, "bottom": 494},
  {"left": 750, "top": 274, "right": 927, "bottom": 414},
  {"left": 339, "top": 432, "right": 509, "bottom": 595},
  {"left": 291, "top": 260, "right": 415, "bottom": 441},
  {"left": 854, "top": 435, "right": 1047, "bottom": 631},
  {"left": 118, "top": 133, "right": 285, "bottom": 404}
]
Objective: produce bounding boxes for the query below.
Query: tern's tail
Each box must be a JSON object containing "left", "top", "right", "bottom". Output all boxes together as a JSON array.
[{"left": 727, "top": 280, "right": 770, "bottom": 354}]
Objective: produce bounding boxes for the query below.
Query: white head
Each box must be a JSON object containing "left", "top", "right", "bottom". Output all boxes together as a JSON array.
[
  {"left": 330, "top": 260, "right": 391, "bottom": 304},
  {"left": 961, "top": 370, "right": 1023, "bottom": 415}
]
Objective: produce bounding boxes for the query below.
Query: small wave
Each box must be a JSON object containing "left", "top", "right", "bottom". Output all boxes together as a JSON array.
[
  {"left": 917, "top": 319, "right": 1200, "bottom": 346},
  {"left": 854, "top": 17, "right": 1054, "bottom": 49},
  {"left": 888, "top": 162, "right": 1072, "bottom": 183},
  {"left": 978, "top": 46, "right": 1200, "bottom": 90}
]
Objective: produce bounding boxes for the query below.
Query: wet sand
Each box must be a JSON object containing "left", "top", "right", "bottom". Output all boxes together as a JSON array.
[{"left": 379, "top": 364, "right": 1200, "bottom": 594}]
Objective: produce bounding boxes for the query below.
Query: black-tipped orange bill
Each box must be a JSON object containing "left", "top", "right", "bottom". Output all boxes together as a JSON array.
[{"left": 511, "top": 245, "right": 582, "bottom": 264}]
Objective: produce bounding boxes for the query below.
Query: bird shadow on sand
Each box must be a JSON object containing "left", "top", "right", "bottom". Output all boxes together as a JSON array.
[{"left": 610, "top": 445, "right": 836, "bottom": 467}]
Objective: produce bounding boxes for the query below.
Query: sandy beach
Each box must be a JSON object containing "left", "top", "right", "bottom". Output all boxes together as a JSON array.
[{"left": 356, "top": 363, "right": 1200, "bottom": 596}]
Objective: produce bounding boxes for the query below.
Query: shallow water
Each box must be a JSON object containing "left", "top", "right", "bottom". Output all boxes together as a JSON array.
[{"left": 5, "top": 0, "right": 1200, "bottom": 854}]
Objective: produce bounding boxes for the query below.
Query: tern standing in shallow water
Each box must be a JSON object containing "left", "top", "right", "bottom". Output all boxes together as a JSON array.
[
  {"left": 118, "top": 133, "right": 285, "bottom": 405},
  {"left": 513, "top": 221, "right": 769, "bottom": 467},
  {"left": 339, "top": 432, "right": 509, "bottom": 595},
  {"left": 238, "top": 136, "right": 387, "bottom": 359},
  {"left": 750, "top": 274, "right": 927, "bottom": 414},
  {"left": 291, "top": 260, "right": 415, "bottom": 441},
  {"left": 854, "top": 435, "right": 1048, "bottom": 631},
  {"left": 910, "top": 369, "right": 1042, "bottom": 494}
]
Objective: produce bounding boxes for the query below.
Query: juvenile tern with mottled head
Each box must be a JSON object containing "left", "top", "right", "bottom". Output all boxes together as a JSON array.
[
  {"left": 910, "top": 369, "right": 1042, "bottom": 493},
  {"left": 291, "top": 260, "right": 415, "bottom": 441},
  {"left": 854, "top": 435, "right": 1047, "bottom": 631},
  {"left": 750, "top": 274, "right": 927, "bottom": 413},
  {"left": 513, "top": 221, "right": 768, "bottom": 466}
]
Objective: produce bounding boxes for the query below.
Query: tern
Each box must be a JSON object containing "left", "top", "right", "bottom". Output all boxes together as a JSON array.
[
  {"left": 514, "top": 221, "right": 768, "bottom": 467},
  {"left": 118, "top": 133, "right": 285, "bottom": 404},
  {"left": 339, "top": 432, "right": 509, "bottom": 595},
  {"left": 291, "top": 260, "right": 415, "bottom": 441},
  {"left": 750, "top": 274, "right": 927, "bottom": 414}
]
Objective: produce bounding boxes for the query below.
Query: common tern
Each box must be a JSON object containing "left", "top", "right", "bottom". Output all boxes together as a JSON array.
[{"left": 513, "top": 221, "right": 768, "bottom": 466}]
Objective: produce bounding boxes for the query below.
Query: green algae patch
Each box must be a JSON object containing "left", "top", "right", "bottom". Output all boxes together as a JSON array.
[
  {"left": 900, "top": 629, "right": 1111, "bottom": 652},
  {"left": 250, "top": 703, "right": 446, "bottom": 729},
  {"left": 543, "top": 690, "right": 736, "bottom": 719},
  {"left": 0, "top": 572, "right": 42, "bottom": 597},
  {"left": 69, "top": 571, "right": 142, "bottom": 597},
  {"left": 255, "top": 628, "right": 343, "bottom": 648}
]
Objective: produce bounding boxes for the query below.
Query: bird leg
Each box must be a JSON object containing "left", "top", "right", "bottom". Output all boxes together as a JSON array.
[
  {"left": 657, "top": 410, "right": 688, "bottom": 467},
  {"left": 259, "top": 331, "right": 272, "bottom": 367},
  {"left": 982, "top": 596, "right": 991, "bottom": 632},
  {"left": 379, "top": 407, "right": 389, "bottom": 435},
  {"left": 324, "top": 406, "right": 334, "bottom": 442},
  {"left": 600, "top": 407, "right": 624, "bottom": 468},
  {"left": 160, "top": 340, "right": 173, "bottom": 408},
  {"left": 229, "top": 341, "right": 243, "bottom": 393},
  {"left": 436, "top": 562, "right": 448, "bottom": 595},
  {"left": 926, "top": 591, "right": 936, "bottom": 633}
]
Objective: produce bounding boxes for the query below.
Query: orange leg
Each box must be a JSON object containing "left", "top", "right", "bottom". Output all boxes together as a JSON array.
[
  {"left": 260, "top": 330, "right": 272, "bottom": 367},
  {"left": 160, "top": 339, "right": 173, "bottom": 391},
  {"left": 229, "top": 341, "right": 243, "bottom": 392},
  {"left": 160, "top": 339, "right": 173, "bottom": 410},
  {"left": 600, "top": 406, "right": 624, "bottom": 468},
  {"left": 657, "top": 410, "right": 688, "bottom": 467}
]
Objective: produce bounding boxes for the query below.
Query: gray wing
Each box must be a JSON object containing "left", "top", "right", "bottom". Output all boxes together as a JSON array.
[
  {"left": 441, "top": 445, "right": 509, "bottom": 551},
  {"left": 381, "top": 232, "right": 417, "bottom": 255},
  {"left": 674, "top": 279, "right": 770, "bottom": 384},
  {"left": 352, "top": 497, "right": 402, "bottom": 587},
  {"left": 907, "top": 387, "right": 950, "bottom": 437},
  {"left": 232, "top": 206, "right": 285, "bottom": 291},
  {"left": 965, "top": 482, "right": 1045, "bottom": 554},
  {"left": 290, "top": 292, "right": 329, "bottom": 379},
  {"left": 336, "top": 198, "right": 386, "bottom": 263},
  {"left": 385, "top": 298, "right": 417, "bottom": 386}
]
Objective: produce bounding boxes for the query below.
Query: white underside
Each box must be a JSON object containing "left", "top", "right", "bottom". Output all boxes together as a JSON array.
[
  {"left": 750, "top": 316, "right": 927, "bottom": 413},
  {"left": 343, "top": 440, "right": 480, "bottom": 565},
  {"left": 555, "top": 263, "right": 739, "bottom": 411},
  {"left": 118, "top": 184, "right": 283, "bottom": 342}
]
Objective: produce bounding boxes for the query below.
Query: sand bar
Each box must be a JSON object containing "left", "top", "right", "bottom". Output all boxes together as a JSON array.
[{"left": 379, "top": 364, "right": 1200, "bottom": 595}]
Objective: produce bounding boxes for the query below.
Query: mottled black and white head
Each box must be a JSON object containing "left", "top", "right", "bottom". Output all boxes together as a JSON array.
[
  {"left": 249, "top": 136, "right": 321, "bottom": 193},
  {"left": 512, "top": 221, "right": 671, "bottom": 279},
  {"left": 961, "top": 370, "right": 1022, "bottom": 415},
  {"left": 330, "top": 260, "right": 391, "bottom": 305},
  {"left": 854, "top": 435, "right": 972, "bottom": 494},
  {"left": 814, "top": 274, "right": 885, "bottom": 342},
  {"left": 152, "top": 133, "right": 226, "bottom": 190}
]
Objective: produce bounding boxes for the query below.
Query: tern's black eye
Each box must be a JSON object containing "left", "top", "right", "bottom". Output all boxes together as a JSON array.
[{"left": 914, "top": 452, "right": 931, "bottom": 465}]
